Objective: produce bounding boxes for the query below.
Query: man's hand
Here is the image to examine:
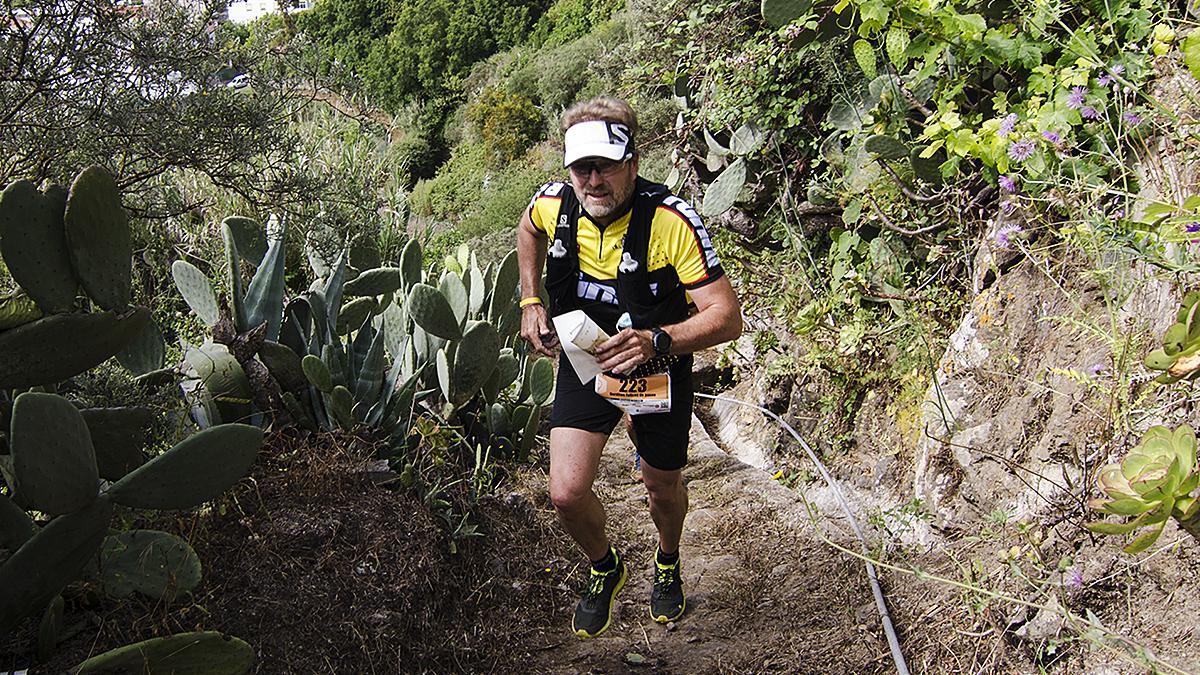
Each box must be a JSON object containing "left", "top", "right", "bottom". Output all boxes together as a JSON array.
[
  {"left": 595, "top": 328, "right": 655, "bottom": 375},
  {"left": 520, "top": 304, "right": 560, "bottom": 357}
]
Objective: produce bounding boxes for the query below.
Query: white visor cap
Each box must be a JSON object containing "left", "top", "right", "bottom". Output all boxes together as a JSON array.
[{"left": 563, "top": 120, "right": 634, "bottom": 168}]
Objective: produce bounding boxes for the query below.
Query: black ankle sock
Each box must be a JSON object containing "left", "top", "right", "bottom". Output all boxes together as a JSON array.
[
  {"left": 592, "top": 547, "right": 616, "bottom": 572},
  {"left": 657, "top": 547, "right": 679, "bottom": 565}
]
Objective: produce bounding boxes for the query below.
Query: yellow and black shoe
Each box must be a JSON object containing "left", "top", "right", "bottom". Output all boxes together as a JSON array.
[
  {"left": 572, "top": 549, "right": 627, "bottom": 638},
  {"left": 650, "top": 550, "right": 685, "bottom": 623}
]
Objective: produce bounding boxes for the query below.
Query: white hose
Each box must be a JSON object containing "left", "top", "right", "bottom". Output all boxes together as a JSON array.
[{"left": 695, "top": 393, "right": 911, "bottom": 675}]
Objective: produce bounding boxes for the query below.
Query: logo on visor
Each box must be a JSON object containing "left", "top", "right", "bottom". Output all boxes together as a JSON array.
[{"left": 607, "top": 123, "right": 631, "bottom": 149}]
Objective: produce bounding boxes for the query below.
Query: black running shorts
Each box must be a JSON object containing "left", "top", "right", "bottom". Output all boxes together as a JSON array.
[{"left": 548, "top": 352, "right": 694, "bottom": 471}]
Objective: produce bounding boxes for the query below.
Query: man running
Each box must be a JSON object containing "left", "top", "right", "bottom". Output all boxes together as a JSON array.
[{"left": 515, "top": 96, "right": 743, "bottom": 638}]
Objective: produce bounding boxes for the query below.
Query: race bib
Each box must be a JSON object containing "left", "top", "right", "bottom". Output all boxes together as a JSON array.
[{"left": 594, "top": 372, "right": 671, "bottom": 415}]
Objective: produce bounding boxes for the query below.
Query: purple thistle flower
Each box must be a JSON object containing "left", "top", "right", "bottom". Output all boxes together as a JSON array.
[
  {"left": 1098, "top": 74, "right": 1114, "bottom": 87},
  {"left": 1122, "top": 111, "right": 1142, "bottom": 126},
  {"left": 998, "top": 175, "right": 1017, "bottom": 192},
  {"left": 1067, "top": 86, "right": 1088, "bottom": 110},
  {"left": 1008, "top": 140, "right": 1035, "bottom": 162},
  {"left": 1081, "top": 106, "right": 1101, "bottom": 120},
  {"left": 1042, "top": 130, "right": 1061, "bottom": 143},
  {"left": 999, "top": 113, "right": 1018, "bottom": 137},
  {"left": 995, "top": 223, "right": 1024, "bottom": 249},
  {"left": 1110, "top": 64, "right": 1125, "bottom": 76}
]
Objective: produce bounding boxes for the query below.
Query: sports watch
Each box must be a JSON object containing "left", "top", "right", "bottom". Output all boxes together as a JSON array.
[{"left": 650, "top": 327, "right": 672, "bottom": 355}]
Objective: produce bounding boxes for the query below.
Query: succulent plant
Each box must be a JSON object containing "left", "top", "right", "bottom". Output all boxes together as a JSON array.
[
  {"left": 98, "top": 529, "right": 202, "bottom": 601},
  {"left": 1144, "top": 291, "right": 1200, "bottom": 384},
  {"left": 702, "top": 158, "right": 747, "bottom": 217},
  {"left": 75, "top": 631, "right": 256, "bottom": 674},
  {"left": 1087, "top": 425, "right": 1200, "bottom": 553},
  {"left": 0, "top": 390, "right": 263, "bottom": 635}
]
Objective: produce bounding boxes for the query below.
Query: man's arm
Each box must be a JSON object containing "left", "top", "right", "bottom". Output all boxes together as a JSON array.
[
  {"left": 595, "top": 276, "right": 742, "bottom": 375},
  {"left": 516, "top": 207, "right": 559, "bottom": 357}
]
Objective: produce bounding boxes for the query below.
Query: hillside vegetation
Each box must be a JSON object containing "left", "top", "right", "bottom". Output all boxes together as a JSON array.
[{"left": 3, "top": 0, "right": 1200, "bottom": 670}]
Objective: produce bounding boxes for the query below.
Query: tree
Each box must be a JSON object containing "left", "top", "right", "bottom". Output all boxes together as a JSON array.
[{"left": 0, "top": 0, "right": 318, "bottom": 217}]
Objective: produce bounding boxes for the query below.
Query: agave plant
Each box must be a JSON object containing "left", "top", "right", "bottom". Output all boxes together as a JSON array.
[
  {"left": 1143, "top": 291, "right": 1200, "bottom": 384},
  {"left": 1086, "top": 424, "right": 1200, "bottom": 553}
]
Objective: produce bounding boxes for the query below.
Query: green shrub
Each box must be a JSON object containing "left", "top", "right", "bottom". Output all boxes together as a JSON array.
[
  {"left": 466, "top": 88, "right": 544, "bottom": 164},
  {"left": 527, "top": 0, "right": 623, "bottom": 48}
]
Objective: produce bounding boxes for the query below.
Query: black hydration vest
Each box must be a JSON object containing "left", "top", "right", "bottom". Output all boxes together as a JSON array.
[{"left": 544, "top": 178, "right": 691, "bottom": 336}]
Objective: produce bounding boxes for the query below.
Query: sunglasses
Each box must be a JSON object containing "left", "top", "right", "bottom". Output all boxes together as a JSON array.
[{"left": 568, "top": 158, "right": 629, "bottom": 179}]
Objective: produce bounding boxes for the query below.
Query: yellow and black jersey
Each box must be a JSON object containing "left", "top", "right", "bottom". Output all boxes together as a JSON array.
[{"left": 527, "top": 181, "right": 724, "bottom": 309}]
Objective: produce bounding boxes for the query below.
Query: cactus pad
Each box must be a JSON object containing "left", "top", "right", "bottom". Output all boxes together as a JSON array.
[
  {"left": 184, "top": 346, "right": 252, "bottom": 424},
  {"left": 490, "top": 250, "right": 520, "bottom": 323},
  {"left": 337, "top": 296, "right": 378, "bottom": 336},
  {"left": 450, "top": 321, "right": 500, "bottom": 406},
  {"left": 115, "top": 317, "right": 166, "bottom": 376},
  {"left": 344, "top": 267, "right": 402, "bottom": 297},
  {"left": 0, "top": 496, "right": 112, "bottom": 636},
  {"left": 440, "top": 271, "right": 469, "bottom": 325},
  {"left": 530, "top": 357, "right": 555, "bottom": 405},
  {"left": 63, "top": 165, "right": 132, "bottom": 310},
  {"left": 10, "top": 393, "right": 98, "bottom": 516},
  {"left": 0, "top": 492, "right": 36, "bottom": 552},
  {"left": 80, "top": 407, "right": 152, "bottom": 481},
  {"left": 99, "top": 529, "right": 202, "bottom": 601},
  {"left": 0, "top": 180, "right": 78, "bottom": 313},
  {"left": 75, "top": 631, "right": 256, "bottom": 675},
  {"left": 909, "top": 146, "right": 946, "bottom": 185},
  {"left": 172, "top": 260, "right": 219, "bottom": 326},
  {"left": 105, "top": 423, "right": 262, "bottom": 510},
  {"left": 865, "top": 134, "right": 909, "bottom": 161},
  {"left": 701, "top": 158, "right": 746, "bottom": 217},
  {"left": 222, "top": 216, "right": 267, "bottom": 266},
  {"left": 729, "top": 123, "right": 765, "bottom": 156},
  {"left": 259, "top": 340, "right": 307, "bottom": 392},
  {"left": 400, "top": 239, "right": 424, "bottom": 291},
  {"left": 409, "top": 283, "right": 463, "bottom": 340}
]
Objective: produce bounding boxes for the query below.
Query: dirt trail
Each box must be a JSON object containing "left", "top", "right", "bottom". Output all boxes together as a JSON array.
[{"left": 513, "top": 417, "right": 895, "bottom": 674}]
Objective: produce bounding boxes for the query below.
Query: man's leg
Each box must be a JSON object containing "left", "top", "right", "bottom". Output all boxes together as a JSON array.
[
  {"left": 548, "top": 426, "right": 611, "bottom": 560},
  {"left": 641, "top": 460, "right": 688, "bottom": 623},
  {"left": 640, "top": 462, "right": 688, "bottom": 555}
]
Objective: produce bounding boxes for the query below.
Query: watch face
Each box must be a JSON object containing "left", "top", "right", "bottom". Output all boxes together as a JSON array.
[{"left": 653, "top": 329, "right": 671, "bottom": 354}]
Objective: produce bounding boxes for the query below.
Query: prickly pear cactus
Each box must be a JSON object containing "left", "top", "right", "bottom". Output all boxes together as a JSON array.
[
  {"left": 0, "top": 180, "right": 77, "bottom": 314},
  {"left": 701, "top": 158, "right": 747, "bottom": 217},
  {"left": 75, "top": 631, "right": 256, "bottom": 675},
  {"left": 172, "top": 260, "right": 219, "bottom": 326},
  {"left": 63, "top": 165, "right": 132, "bottom": 310},
  {"left": 10, "top": 393, "right": 99, "bottom": 516},
  {"left": 105, "top": 423, "right": 263, "bottom": 510},
  {"left": 864, "top": 134, "right": 909, "bottom": 161},
  {"left": 409, "top": 283, "right": 464, "bottom": 340},
  {"left": 0, "top": 308, "right": 150, "bottom": 389},
  {"left": 0, "top": 497, "right": 112, "bottom": 636},
  {"left": 99, "top": 529, "right": 202, "bottom": 601}
]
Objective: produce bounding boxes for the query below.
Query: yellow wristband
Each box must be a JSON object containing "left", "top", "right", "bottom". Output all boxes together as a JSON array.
[{"left": 519, "top": 296, "right": 543, "bottom": 308}]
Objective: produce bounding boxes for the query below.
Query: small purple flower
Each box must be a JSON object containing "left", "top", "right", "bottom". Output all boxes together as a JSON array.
[
  {"left": 995, "top": 223, "right": 1024, "bottom": 249},
  {"left": 1110, "top": 63, "right": 1125, "bottom": 77},
  {"left": 1122, "top": 111, "right": 1142, "bottom": 126},
  {"left": 1067, "top": 86, "right": 1088, "bottom": 109},
  {"left": 1187, "top": 222, "right": 1200, "bottom": 233},
  {"left": 1081, "top": 106, "right": 1101, "bottom": 120},
  {"left": 1008, "top": 139, "right": 1035, "bottom": 162},
  {"left": 1098, "top": 74, "right": 1114, "bottom": 86},
  {"left": 1041, "top": 130, "right": 1061, "bottom": 143},
  {"left": 999, "top": 113, "right": 1018, "bottom": 137},
  {"left": 1066, "top": 567, "right": 1083, "bottom": 589},
  {"left": 998, "top": 175, "right": 1017, "bottom": 192}
]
